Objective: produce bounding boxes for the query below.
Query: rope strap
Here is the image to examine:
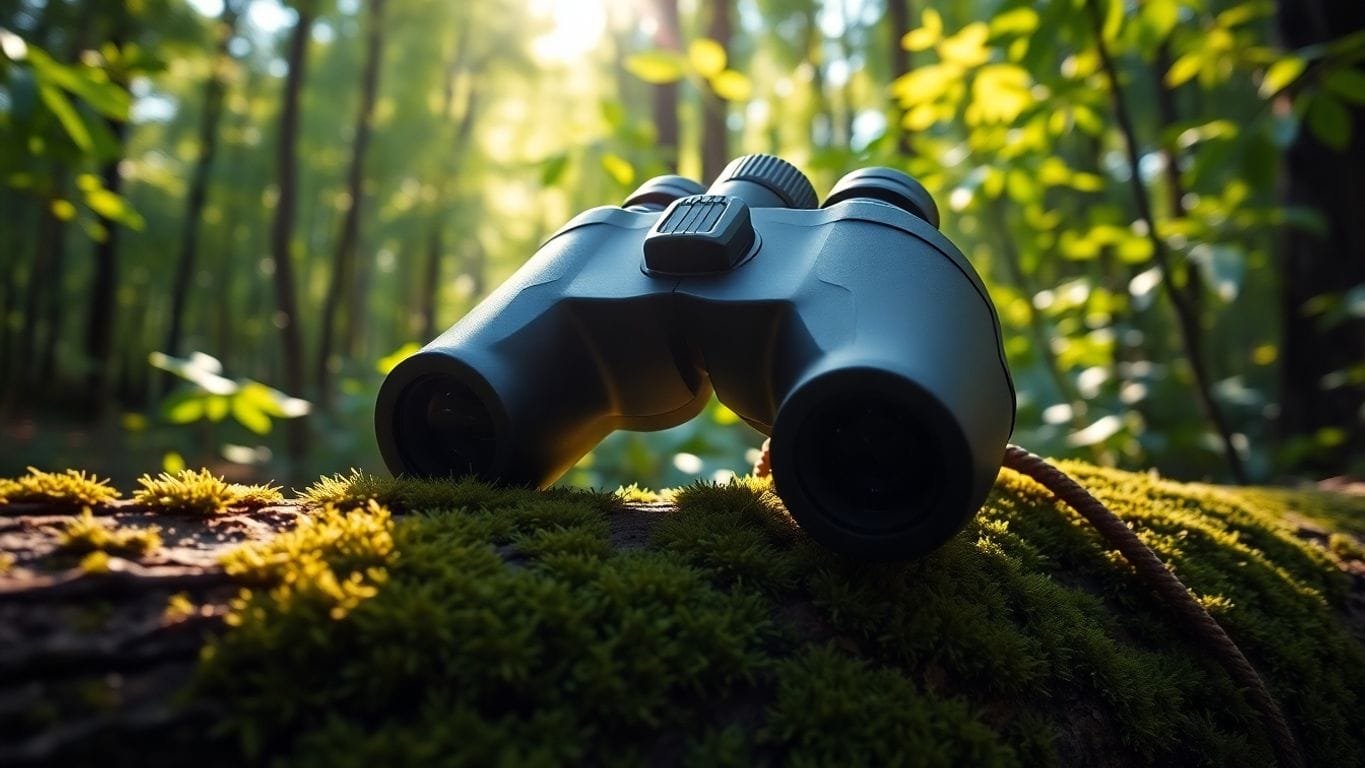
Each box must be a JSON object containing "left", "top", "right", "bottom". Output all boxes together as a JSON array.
[{"left": 754, "top": 440, "right": 1302, "bottom": 768}]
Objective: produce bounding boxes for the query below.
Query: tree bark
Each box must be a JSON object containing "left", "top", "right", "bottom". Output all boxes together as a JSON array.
[
  {"left": 700, "top": 0, "right": 732, "bottom": 183},
  {"left": 418, "top": 52, "right": 479, "bottom": 343},
  {"left": 886, "top": 0, "right": 914, "bottom": 157},
  {"left": 163, "top": 0, "right": 243, "bottom": 394},
  {"left": 268, "top": 2, "right": 315, "bottom": 461},
  {"left": 36, "top": 179, "right": 67, "bottom": 391},
  {"left": 316, "top": 0, "right": 387, "bottom": 408},
  {"left": 1276, "top": 0, "right": 1365, "bottom": 473},
  {"left": 83, "top": 123, "right": 128, "bottom": 420},
  {"left": 648, "top": 0, "right": 681, "bottom": 172}
]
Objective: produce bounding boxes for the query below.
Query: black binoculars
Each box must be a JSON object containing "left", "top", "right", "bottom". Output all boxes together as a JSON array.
[{"left": 376, "top": 154, "right": 1015, "bottom": 560}]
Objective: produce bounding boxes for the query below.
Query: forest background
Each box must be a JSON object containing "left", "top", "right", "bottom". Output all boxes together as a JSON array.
[{"left": 0, "top": 0, "right": 1362, "bottom": 490}]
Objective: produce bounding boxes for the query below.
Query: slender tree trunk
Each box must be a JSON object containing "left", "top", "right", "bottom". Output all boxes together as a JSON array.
[
  {"left": 15, "top": 194, "right": 57, "bottom": 407},
  {"left": 316, "top": 0, "right": 387, "bottom": 408},
  {"left": 649, "top": 0, "right": 681, "bottom": 172},
  {"left": 37, "top": 181, "right": 67, "bottom": 390},
  {"left": 700, "top": 1, "right": 733, "bottom": 183},
  {"left": 418, "top": 53, "right": 479, "bottom": 342},
  {"left": 803, "top": 3, "right": 830, "bottom": 149},
  {"left": 418, "top": 226, "right": 443, "bottom": 342},
  {"left": 0, "top": 190, "right": 24, "bottom": 404},
  {"left": 268, "top": 2, "right": 315, "bottom": 461},
  {"left": 886, "top": 0, "right": 914, "bottom": 157},
  {"left": 83, "top": 121, "right": 128, "bottom": 419},
  {"left": 1085, "top": 0, "right": 1247, "bottom": 482},
  {"left": 1276, "top": 0, "right": 1365, "bottom": 473},
  {"left": 1152, "top": 41, "right": 1204, "bottom": 311},
  {"left": 163, "top": 0, "right": 242, "bottom": 393}
]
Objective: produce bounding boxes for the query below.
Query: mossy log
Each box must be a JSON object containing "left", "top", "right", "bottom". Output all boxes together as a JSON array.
[{"left": 1, "top": 464, "right": 1362, "bottom": 766}]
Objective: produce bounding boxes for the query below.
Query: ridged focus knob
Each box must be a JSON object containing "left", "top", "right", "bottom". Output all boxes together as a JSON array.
[{"left": 710, "top": 154, "right": 819, "bottom": 209}]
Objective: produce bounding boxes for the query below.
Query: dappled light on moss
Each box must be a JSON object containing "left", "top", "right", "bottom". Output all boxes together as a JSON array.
[
  {"left": 189, "top": 464, "right": 1365, "bottom": 764},
  {"left": 0, "top": 467, "right": 121, "bottom": 506}
]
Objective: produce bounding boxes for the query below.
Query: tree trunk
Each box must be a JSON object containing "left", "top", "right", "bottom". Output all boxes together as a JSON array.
[
  {"left": 648, "top": 0, "right": 681, "bottom": 172},
  {"left": 13, "top": 194, "right": 57, "bottom": 409},
  {"left": 268, "top": 3, "right": 315, "bottom": 461},
  {"left": 700, "top": 0, "right": 732, "bottom": 184},
  {"left": 418, "top": 50, "right": 479, "bottom": 343},
  {"left": 886, "top": 0, "right": 914, "bottom": 157},
  {"left": 163, "top": 0, "right": 242, "bottom": 394},
  {"left": 36, "top": 180, "right": 67, "bottom": 391},
  {"left": 316, "top": 0, "right": 387, "bottom": 409},
  {"left": 803, "top": 2, "right": 830, "bottom": 149},
  {"left": 83, "top": 121, "right": 128, "bottom": 420},
  {"left": 1276, "top": 0, "right": 1365, "bottom": 473}
]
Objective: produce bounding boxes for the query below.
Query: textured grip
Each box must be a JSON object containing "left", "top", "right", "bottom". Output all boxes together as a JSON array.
[{"left": 715, "top": 154, "right": 819, "bottom": 209}]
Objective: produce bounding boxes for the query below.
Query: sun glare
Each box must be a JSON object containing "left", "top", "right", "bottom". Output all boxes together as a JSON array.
[{"left": 531, "top": 0, "right": 608, "bottom": 63}]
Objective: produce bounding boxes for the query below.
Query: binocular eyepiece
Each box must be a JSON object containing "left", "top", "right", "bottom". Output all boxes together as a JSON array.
[{"left": 376, "top": 154, "right": 1014, "bottom": 561}]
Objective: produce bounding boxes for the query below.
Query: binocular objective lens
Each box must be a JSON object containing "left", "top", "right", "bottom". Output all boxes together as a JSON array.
[
  {"left": 795, "top": 394, "right": 944, "bottom": 534},
  {"left": 397, "top": 376, "right": 497, "bottom": 478}
]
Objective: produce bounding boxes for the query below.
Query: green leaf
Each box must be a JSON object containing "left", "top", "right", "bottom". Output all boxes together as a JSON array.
[
  {"left": 165, "top": 394, "right": 206, "bottom": 424},
  {"left": 709, "top": 70, "right": 752, "bottom": 102},
  {"left": 30, "top": 49, "right": 130, "bottom": 119},
  {"left": 84, "top": 187, "right": 144, "bottom": 229},
  {"left": 688, "top": 38, "right": 726, "bottom": 78},
  {"left": 206, "top": 395, "right": 229, "bottom": 422},
  {"left": 38, "top": 83, "right": 92, "bottom": 151},
  {"left": 1166, "top": 53, "right": 1203, "bottom": 88},
  {"left": 1259, "top": 56, "right": 1306, "bottom": 97},
  {"left": 376, "top": 342, "right": 420, "bottom": 375},
  {"left": 1324, "top": 68, "right": 1365, "bottom": 105},
  {"left": 162, "top": 452, "right": 185, "bottom": 474},
  {"left": 231, "top": 395, "right": 272, "bottom": 435},
  {"left": 600, "top": 152, "right": 634, "bottom": 186},
  {"left": 1117, "top": 236, "right": 1154, "bottom": 264},
  {"left": 539, "top": 153, "right": 569, "bottom": 187},
  {"left": 902, "top": 9, "right": 942, "bottom": 52},
  {"left": 1142, "top": 0, "right": 1181, "bottom": 41},
  {"left": 1101, "top": 0, "right": 1124, "bottom": 43},
  {"left": 989, "top": 7, "right": 1038, "bottom": 36},
  {"left": 1306, "top": 94, "right": 1351, "bottom": 151},
  {"left": 624, "top": 51, "right": 686, "bottom": 84},
  {"left": 1217, "top": 1, "right": 1272, "bottom": 29}
]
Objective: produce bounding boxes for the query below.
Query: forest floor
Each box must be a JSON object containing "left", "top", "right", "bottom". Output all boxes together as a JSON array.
[{"left": 1, "top": 465, "right": 1363, "bottom": 766}]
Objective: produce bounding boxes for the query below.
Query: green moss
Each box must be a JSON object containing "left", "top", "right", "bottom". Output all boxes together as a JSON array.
[
  {"left": 132, "top": 469, "right": 282, "bottom": 514},
  {"left": 0, "top": 467, "right": 120, "bottom": 506},
  {"left": 1329, "top": 532, "right": 1364, "bottom": 561},
  {"left": 182, "top": 466, "right": 1364, "bottom": 766},
  {"left": 55, "top": 509, "right": 161, "bottom": 559},
  {"left": 615, "top": 483, "right": 675, "bottom": 504},
  {"left": 763, "top": 645, "right": 1017, "bottom": 767},
  {"left": 198, "top": 488, "right": 773, "bottom": 763}
]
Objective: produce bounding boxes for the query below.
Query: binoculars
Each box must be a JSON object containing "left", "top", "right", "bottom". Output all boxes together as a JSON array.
[{"left": 376, "top": 154, "right": 1015, "bottom": 560}]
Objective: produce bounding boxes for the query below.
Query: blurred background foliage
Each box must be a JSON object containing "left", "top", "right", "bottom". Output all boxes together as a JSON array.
[{"left": 0, "top": 0, "right": 1362, "bottom": 489}]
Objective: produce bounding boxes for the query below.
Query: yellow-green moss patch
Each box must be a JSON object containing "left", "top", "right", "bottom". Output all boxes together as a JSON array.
[
  {"left": 132, "top": 469, "right": 281, "bottom": 514},
  {"left": 0, "top": 467, "right": 120, "bottom": 506},
  {"left": 55, "top": 509, "right": 162, "bottom": 559}
]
